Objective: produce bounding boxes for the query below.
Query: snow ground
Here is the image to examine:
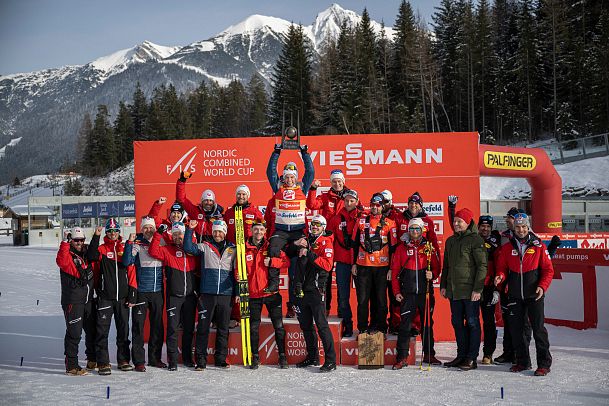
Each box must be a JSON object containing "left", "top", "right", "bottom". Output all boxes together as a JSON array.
[{"left": 0, "top": 246, "right": 608, "bottom": 405}]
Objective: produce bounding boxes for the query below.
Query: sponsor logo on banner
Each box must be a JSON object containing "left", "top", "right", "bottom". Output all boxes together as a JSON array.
[
  {"left": 278, "top": 201, "right": 300, "bottom": 210},
  {"left": 577, "top": 239, "right": 607, "bottom": 249},
  {"left": 547, "top": 221, "right": 562, "bottom": 228},
  {"left": 483, "top": 151, "right": 537, "bottom": 171},
  {"left": 283, "top": 189, "right": 296, "bottom": 200},
  {"left": 166, "top": 146, "right": 197, "bottom": 175},
  {"left": 310, "top": 143, "right": 443, "bottom": 175},
  {"left": 423, "top": 202, "right": 444, "bottom": 217},
  {"left": 434, "top": 220, "right": 444, "bottom": 235}
]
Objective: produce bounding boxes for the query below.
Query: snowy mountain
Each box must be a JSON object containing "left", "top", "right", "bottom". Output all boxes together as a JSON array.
[{"left": 0, "top": 4, "right": 388, "bottom": 183}]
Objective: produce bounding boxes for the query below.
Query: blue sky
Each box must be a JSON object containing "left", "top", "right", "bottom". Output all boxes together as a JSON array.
[{"left": 0, "top": 0, "right": 441, "bottom": 75}]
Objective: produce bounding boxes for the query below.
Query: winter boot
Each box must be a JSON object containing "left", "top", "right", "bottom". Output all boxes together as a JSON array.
[
  {"left": 85, "top": 360, "right": 97, "bottom": 370},
  {"left": 66, "top": 366, "right": 88, "bottom": 376},
  {"left": 296, "top": 358, "right": 319, "bottom": 368},
  {"left": 493, "top": 352, "right": 514, "bottom": 364},
  {"left": 117, "top": 361, "right": 133, "bottom": 371},
  {"left": 97, "top": 364, "right": 112, "bottom": 376},
  {"left": 534, "top": 367, "right": 551, "bottom": 376},
  {"left": 392, "top": 359, "right": 408, "bottom": 370},
  {"left": 443, "top": 357, "right": 463, "bottom": 368},
  {"left": 319, "top": 362, "right": 337, "bottom": 372},
  {"left": 250, "top": 355, "right": 260, "bottom": 370}
]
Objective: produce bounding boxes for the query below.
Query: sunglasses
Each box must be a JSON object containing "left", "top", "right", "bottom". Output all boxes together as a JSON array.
[
  {"left": 106, "top": 229, "right": 120, "bottom": 233},
  {"left": 370, "top": 203, "right": 382, "bottom": 207},
  {"left": 310, "top": 221, "right": 324, "bottom": 227},
  {"left": 408, "top": 227, "right": 422, "bottom": 231},
  {"left": 72, "top": 238, "right": 85, "bottom": 242},
  {"left": 409, "top": 196, "right": 422, "bottom": 203}
]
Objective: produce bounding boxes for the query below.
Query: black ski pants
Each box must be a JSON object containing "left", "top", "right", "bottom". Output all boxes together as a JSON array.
[{"left": 131, "top": 291, "right": 164, "bottom": 366}]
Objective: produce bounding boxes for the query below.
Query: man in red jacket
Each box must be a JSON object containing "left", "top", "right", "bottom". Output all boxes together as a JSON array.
[
  {"left": 56, "top": 227, "right": 97, "bottom": 375},
  {"left": 240, "top": 219, "right": 290, "bottom": 369},
  {"left": 87, "top": 219, "right": 137, "bottom": 375},
  {"left": 176, "top": 171, "right": 224, "bottom": 242},
  {"left": 293, "top": 214, "right": 337, "bottom": 372},
  {"left": 326, "top": 189, "right": 360, "bottom": 337},
  {"left": 149, "top": 221, "right": 198, "bottom": 371},
  {"left": 306, "top": 169, "right": 351, "bottom": 221},
  {"left": 494, "top": 213, "right": 554, "bottom": 376},
  {"left": 391, "top": 218, "right": 441, "bottom": 369}
]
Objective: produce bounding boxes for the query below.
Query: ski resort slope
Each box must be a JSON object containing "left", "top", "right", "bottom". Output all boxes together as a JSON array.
[{"left": 0, "top": 242, "right": 608, "bottom": 405}]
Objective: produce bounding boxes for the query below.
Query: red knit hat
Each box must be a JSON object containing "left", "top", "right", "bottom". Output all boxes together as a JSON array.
[{"left": 455, "top": 208, "right": 474, "bottom": 225}]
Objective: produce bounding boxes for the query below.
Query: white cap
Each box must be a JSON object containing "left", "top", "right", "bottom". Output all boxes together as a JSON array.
[
  {"left": 212, "top": 220, "right": 227, "bottom": 235},
  {"left": 408, "top": 218, "right": 425, "bottom": 231},
  {"left": 236, "top": 184, "right": 250, "bottom": 199},
  {"left": 283, "top": 162, "right": 298, "bottom": 179},
  {"left": 330, "top": 169, "right": 345, "bottom": 182},
  {"left": 72, "top": 227, "right": 86, "bottom": 239},
  {"left": 140, "top": 216, "right": 156, "bottom": 230},
  {"left": 171, "top": 222, "right": 186, "bottom": 235},
  {"left": 381, "top": 190, "right": 393, "bottom": 203},
  {"left": 201, "top": 189, "right": 215, "bottom": 202}
]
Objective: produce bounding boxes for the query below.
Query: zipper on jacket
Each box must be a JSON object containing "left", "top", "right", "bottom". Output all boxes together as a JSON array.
[
  {"left": 114, "top": 245, "right": 119, "bottom": 301},
  {"left": 153, "top": 263, "right": 157, "bottom": 292},
  {"left": 415, "top": 244, "right": 419, "bottom": 294},
  {"left": 183, "top": 252, "right": 187, "bottom": 297},
  {"left": 85, "top": 284, "right": 89, "bottom": 304}
]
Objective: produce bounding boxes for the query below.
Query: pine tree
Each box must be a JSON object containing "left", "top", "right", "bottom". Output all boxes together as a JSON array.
[
  {"left": 85, "top": 105, "right": 114, "bottom": 175},
  {"left": 75, "top": 113, "right": 92, "bottom": 165},
  {"left": 268, "top": 24, "right": 314, "bottom": 135},
  {"left": 114, "top": 101, "right": 135, "bottom": 165},
  {"left": 131, "top": 82, "right": 148, "bottom": 140},
  {"left": 246, "top": 74, "right": 268, "bottom": 135},
  {"left": 589, "top": 7, "right": 609, "bottom": 133}
]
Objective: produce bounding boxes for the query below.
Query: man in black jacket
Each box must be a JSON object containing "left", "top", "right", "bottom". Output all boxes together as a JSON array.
[{"left": 56, "top": 227, "right": 97, "bottom": 375}]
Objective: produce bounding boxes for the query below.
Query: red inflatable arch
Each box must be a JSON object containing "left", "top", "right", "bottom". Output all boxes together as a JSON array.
[{"left": 479, "top": 144, "right": 562, "bottom": 233}]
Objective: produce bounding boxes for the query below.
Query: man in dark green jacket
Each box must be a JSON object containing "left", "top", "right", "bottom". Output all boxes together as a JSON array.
[{"left": 440, "top": 208, "right": 487, "bottom": 371}]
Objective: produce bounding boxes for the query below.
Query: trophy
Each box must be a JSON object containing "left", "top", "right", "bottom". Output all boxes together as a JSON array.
[{"left": 281, "top": 125, "right": 301, "bottom": 150}]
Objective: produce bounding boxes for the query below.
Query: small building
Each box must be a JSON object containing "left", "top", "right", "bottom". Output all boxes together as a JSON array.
[{"left": 3, "top": 204, "right": 57, "bottom": 245}]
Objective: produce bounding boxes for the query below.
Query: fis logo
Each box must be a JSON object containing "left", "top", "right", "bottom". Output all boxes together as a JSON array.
[{"left": 166, "top": 147, "right": 197, "bottom": 175}]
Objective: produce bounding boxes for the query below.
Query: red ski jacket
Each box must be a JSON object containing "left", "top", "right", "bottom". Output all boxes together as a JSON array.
[
  {"left": 149, "top": 232, "right": 198, "bottom": 297},
  {"left": 87, "top": 235, "right": 137, "bottom": 303},
  {"left": 495, "top": 233, "right": 554, "bottom": 299},
  {"left": 57, "top": 241, "right": 97, "bottom": 305},
  {"left": 391, "top": 238, "right": 440, "bottom": 296},
  {"left": 223, "top": 203, "right": 264, "bottom": 244},
  {"left": 326, "top": 207, "right": 361, "bottom": 264},
  {"left": 238, "top": 238, "right": 289, "bottom": 299}
]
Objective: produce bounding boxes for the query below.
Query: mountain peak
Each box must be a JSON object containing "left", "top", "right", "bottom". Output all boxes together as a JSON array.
[
  {"left": 218, "top": 14, "right": 292, "bottom": 37},
  {"left": 89, "top": 40, "right": 179, "bottom": 76}
]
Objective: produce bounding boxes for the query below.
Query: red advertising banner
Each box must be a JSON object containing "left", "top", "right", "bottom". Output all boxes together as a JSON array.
[{"left": 135, "top": 133, "right": 481, "bottom": 342}]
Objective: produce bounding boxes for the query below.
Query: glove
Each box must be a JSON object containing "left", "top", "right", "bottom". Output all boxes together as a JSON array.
[
  {"left": 273, "top": 144, "right": 282, "bottom": 154},
  {"left": 299, "top": 144, "right": 308, "bottom": 154},
  {"left": 448, "top": 195, "right": 458, "bottom": 207},
  {"left": 78, "top": 265, "right": 93, "bottom": 282},
  {"left": 548, "top": 235, "right": 561, "bottom": 255},
  {"left": 179, "top": 170, "right": 192, "bottom": 182},
  {"left": 157, "top": 224, "right": 168, "bottom": 234},
  {"left": 294, "top": 283, "right": 304, "bottom": 298},
  {"left": 318, "top": 286, "right": 326, "bottom": 296},
  {"left": 491, "top": 290, "right": 500, "bottom": 305}
]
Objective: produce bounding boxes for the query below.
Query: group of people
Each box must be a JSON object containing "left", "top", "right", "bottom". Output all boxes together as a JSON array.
[{"left": 57, "top": 144, "right": 560, "bottom": 377}]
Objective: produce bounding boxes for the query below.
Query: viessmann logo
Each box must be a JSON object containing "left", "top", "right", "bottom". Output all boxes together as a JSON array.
[
  {"left": 310, "top": 143, "right": 443, "bottom": 175},
  {"left": 166, "top": 146, "right": 197, "bottom": 175}
]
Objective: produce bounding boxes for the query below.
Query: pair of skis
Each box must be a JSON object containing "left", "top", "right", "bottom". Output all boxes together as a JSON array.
[{"left": 235, "top": 206, "right": 252, "bottom": 366}]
